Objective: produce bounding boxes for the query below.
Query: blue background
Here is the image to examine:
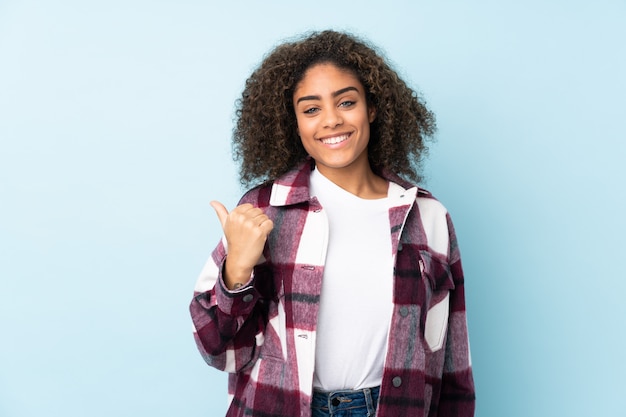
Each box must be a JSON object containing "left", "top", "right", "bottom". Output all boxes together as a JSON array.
[{"left": 1, "top": 1, "right": 625, "bottom": 416}]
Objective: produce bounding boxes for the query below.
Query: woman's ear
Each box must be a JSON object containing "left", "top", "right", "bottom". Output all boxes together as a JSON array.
[{"left": 368, "top": 106, "right": 377, "bottom": 123}]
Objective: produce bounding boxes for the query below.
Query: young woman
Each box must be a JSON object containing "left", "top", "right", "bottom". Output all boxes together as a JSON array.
[{"left": 190, "top": 30, "right": 475, "bottom": 417}]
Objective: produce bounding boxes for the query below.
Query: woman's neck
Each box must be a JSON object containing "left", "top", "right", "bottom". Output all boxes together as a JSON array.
[{"left": 315, "top": 162, "right": 388, "bottom": 199}]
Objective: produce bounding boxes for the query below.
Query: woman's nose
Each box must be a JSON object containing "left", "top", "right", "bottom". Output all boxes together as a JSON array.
[{"left": 323, "top": 108, "right": 343, "bottom": 128}]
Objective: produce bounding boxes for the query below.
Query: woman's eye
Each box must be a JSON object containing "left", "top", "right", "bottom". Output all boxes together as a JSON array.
[
  {"left": 303, "top": 107, "right": 319, "bottom": 114},
  {"left": 339, "top": 100, "right": 355, "bottom": 108}
]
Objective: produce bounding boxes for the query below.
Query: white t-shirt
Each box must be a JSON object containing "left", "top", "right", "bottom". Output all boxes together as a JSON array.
[{"left": 310, "top": 167, "right": 394, "bottom": 391}]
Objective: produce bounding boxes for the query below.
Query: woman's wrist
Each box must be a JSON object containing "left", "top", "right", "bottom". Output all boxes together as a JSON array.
[{"left": 223, "top": 260, "right": 253, "bottom": 290}]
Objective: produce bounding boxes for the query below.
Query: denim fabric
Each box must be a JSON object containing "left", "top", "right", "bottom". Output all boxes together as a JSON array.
[{"left": 311, "top": 386, "right": 380, "bottom": 417}]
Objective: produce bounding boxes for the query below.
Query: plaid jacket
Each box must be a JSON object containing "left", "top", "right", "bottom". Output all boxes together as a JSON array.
[{"left": 191, "top": 160, "right": 475, "bottom": 416}]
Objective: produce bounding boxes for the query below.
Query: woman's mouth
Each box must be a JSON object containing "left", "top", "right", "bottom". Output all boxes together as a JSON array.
[{"left": 319, "top": 133, "right": 350, "bottom": 145}]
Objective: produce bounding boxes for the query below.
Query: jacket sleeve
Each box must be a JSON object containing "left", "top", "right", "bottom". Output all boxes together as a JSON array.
[
  {"left": 190, "top": 237, "right": 273, "bottom": 374},
  {"left": 438, "top": 212, "right": 476, "bottom": 416}
]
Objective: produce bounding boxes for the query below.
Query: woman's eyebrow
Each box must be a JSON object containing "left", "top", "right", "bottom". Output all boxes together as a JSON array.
[
  {"left": 332, "top": 86, "right": 359, "bottom": 97},
  {"left": 295, "top": 86, "right": 359, "bottom": 105}
]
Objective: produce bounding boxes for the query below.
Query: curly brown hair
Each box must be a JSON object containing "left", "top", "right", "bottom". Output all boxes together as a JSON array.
[{"left": 233, "top": 30, "right": 436, "bottom": 187}]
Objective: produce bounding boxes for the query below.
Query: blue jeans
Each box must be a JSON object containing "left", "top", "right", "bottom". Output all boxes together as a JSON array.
[{"left": 311, "top": 386, "right": 380, "bottom": 417}]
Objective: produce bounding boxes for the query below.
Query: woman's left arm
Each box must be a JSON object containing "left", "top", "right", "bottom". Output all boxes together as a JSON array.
[{"left": 438, "top": 213, "right": 476, "bottom": 416}]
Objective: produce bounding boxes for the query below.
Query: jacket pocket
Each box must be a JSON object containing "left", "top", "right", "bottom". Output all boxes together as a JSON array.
[{"left": 419, "top": 250, "right": 455, "bottom": 352}]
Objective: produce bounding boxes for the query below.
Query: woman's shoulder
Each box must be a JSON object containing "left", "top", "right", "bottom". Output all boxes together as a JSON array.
[
  {"left": 237, "top": 180, "right": 275, "bottom": 208},
  {"left": 415, "top": 189, "right": 449, "bottom": 217}
]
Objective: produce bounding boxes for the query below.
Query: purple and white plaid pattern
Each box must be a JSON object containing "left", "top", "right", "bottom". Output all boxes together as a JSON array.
[{"left": 191, "top": 160, "right": 475, "bottom": 416}]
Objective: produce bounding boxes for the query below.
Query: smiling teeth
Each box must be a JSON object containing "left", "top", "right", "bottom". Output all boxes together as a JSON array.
[{"left": 320, "top": 134, "right": 349, "bottom": 145}]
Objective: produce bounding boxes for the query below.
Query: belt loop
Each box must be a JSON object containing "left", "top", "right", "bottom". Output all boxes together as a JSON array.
[
  {"left": 327, "top": 391, "right": 333, "bottom": 414},
  {"left": 364, "top": 387, "right": 375, "bottom": 415}
]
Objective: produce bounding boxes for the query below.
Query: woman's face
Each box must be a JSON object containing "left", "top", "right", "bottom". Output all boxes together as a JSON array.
[{"left": 293, "top": 63, "right": 376, "bottom": 178}]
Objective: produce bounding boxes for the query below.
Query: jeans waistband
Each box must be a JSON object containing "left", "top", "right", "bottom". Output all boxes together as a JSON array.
[{"left": 312, "top": 386, "right": 380, "bottom": 415}]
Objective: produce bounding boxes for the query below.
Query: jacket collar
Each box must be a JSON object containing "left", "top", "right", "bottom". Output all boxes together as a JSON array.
[{"left": 269, "top": 158, "right": 425, "bottom": 207}]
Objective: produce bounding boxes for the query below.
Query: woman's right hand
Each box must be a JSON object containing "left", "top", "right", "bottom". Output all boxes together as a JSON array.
[{"left": 210, "top": 201, "right": 274, "bottom": 290}]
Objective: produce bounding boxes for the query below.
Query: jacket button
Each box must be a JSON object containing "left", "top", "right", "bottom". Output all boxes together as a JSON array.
[
  {"left": 242, "top": 294, "right": 253, "bottom": 302},
  {"left": 398, "top": 243, "right": 403, "bottom": 251},
  {"left": 392, "top": 376, "right": 402, "bottom": 387},
  {"left": 399, "top": 306, "right": 409, "bottom": 317}
]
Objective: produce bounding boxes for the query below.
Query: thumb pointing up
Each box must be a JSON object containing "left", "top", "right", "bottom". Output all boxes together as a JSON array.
[
  {"left": 210, "top": 200, "right": 229, "bottom": 229},
  {"left": 208, "top": 200, "right": 273, "bottom": 288}
]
